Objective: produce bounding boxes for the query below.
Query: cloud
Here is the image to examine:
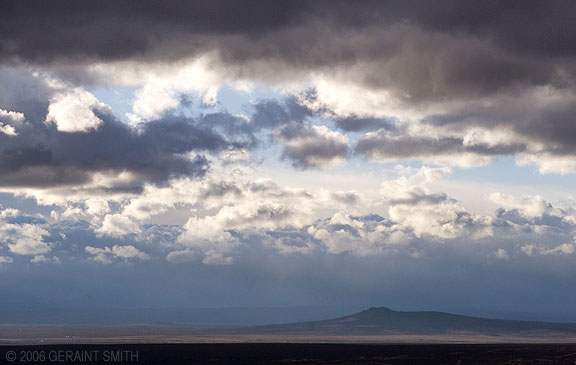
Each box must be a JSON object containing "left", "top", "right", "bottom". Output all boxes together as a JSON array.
[
  {"left": 543, "top": 243, "right": 575, "bottom": 256},
  {"left": 0, "top": 217, "right": 51, "bottom": 255},
  {"left": 30, "top": 255, "right": 61, "bottom": 264},
  {"left": 129, "top": 56, "right": 227, "bottom": 119},
  {"left": 0, "top": 108, "right": 24, "bottom": 136},
  {"left": 96, "top": 214, "right": 141, "bottom": 237},
  {"left": 166, "top": 249, "right": 233, "bottom": 265},
  {"left": 334, "top": 116, "right": 396, "bottom": 132},
  {"left": 85, "top": 245, "right": 149, "bottom": 264},
  {"left": 494, "top": 249, "right": 509, "bottom": 261},
  {"left": 517, "top": 154, "right": 576, "bottom": 175},
  {"left": 250, "top": 98, "right": 311, "bottom": 129},
  {"left": 378, "top": 166, "right": 490, "bottom": 239},
  {"left": 355, "top": 130, "right": 522, "bottom": 167},
  {"left": 4, "top": 1, "right": 576, "bottom": 315},
  {"left": 0, "top": 256, "right": 13, "bottom": 264},
  {"left": 165, "top": 250, "right": 197, "bottom": 264},
  {"left": 275, "top": 122, "right": 349, "bottom": 169},
  {"left": 307, "top": 213, "right": 403, "bottom": 256},
  {"left": 84, "top": 198, "right": 111, "bottom": 216},
  {"left": 0, "top": 70, "right": 269, "bottom": 192},
  {"left": 521, "top": 243, "right": 576, "bottom": 257},
  {"left": 489, "top": 193, "right": 551, "bottom": 219},
  {"left": 176, "top": 201, "right": 295, "bottom": 264},
  {"left": 2, "top": 2, "right": 576, "bottom": 173},
  {"left": 44, "top": 88, "right": 111, "bottom": 133},
  {"left": 3, "top": 2, "right": 573, "bottom": 91}
]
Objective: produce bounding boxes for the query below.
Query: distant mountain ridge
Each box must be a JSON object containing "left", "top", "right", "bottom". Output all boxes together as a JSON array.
[
  {"left": 240, "top": 307, "right": 576, "bottom": 336},
  {"left": 0, "top": 306, "right": 362, "bottom": 325}
]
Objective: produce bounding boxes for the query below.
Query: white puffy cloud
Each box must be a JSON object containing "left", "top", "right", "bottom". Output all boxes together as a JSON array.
[
  {"left": 44, "top": 88, "right": 111, "bottom": 132},
  {"left": 307, "top": 213, "right": 406, "bottom": 256},
  {"left": 3, "top": 159, "right": 576, "bottom": 267},
  {"left": 176, "top": 201, "right": 296, "bottom": 264},
  {"left": 517, "top": 154, "right": 576, "bottom": 175},
  {"left": 0, "top": 256, "right": 13, "bottom": 264},
  {"left": 0, "top": 108, "right": 24, "bottom": 136},
  {"left": 84, "top": 198, "right": 111, "bottom": 216},
  {"left": 31, "top": 255, "right": 61, "bottom": 264},
  {"left": 50, "top": 205, "right": 84, "bottom": 221},
  {"left": 521, "top": 243, "right": 575, "bottom": 257},
  {"left": 96, "top": 214, "right": 141, "bottom": 237},
  {"left": 378, "top": 166, "right": 487, "bottom": 239},
  {"left": 92, "top": 55, "right": 228, "bottom": 120},
  {"left": 165, "top": 249, "right": 197, "bottom": 264},
  {"left": 0, "top": 223, "right": 51, "bottom": 255},
  {"left": 202, "top": 251, "right": 233, "bottom": 265},
  {"left": 489, "top": 193, "right": 551, "bottom": 218},
  {"left": 494, "top": 248, "right": 509, "bottom": 261},
  {"left": 0, "top": 123, "right": 18, "bottom": 137},
  {"left": 543, "top": 243, "right": 575, "bottom": 256},
  {"left": 85, "top": 245, "right": 149, "bottom": 264}
]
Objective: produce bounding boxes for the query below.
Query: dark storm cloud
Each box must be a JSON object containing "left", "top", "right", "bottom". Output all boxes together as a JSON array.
[
  {"left": 3, "top": 1, "right": 576, "bottom": 61},
  {"left": 275, "top": 122, "right": 349, "bottom": 169},
  {"left": 1, "top": 1, "right": 576, "bottom": 170},
  {"left": 335, "top": 116, "right": 396, "bottom": 132},
  {"left": 0, "top": 109, "right": 261, "bottom": 189},
  {"left": 517, "top": 107, "right": 576, "bottom": 156},
  {"left": 422, "top": 96, "right": 576, "bottom": 158},
  {"left": 355, "top": 132, "right": 526, "bottom": 161},
  {"left": 2, "top": 1, "right": 575, "bottom": 100},
  {"left": 0, "top": 66, "right": 288, "bottom": 189},
  {"left": 251, "top": 98, "right": 312, "bottom": 129},
  {"left": 250, "top": 100, "right": 292, "bottom": 129},
  {"left": 200, "top": 112, "right": 257, "bottom": 147}
]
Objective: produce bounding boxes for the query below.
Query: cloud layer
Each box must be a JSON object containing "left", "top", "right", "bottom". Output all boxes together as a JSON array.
[{"left": 1, "top": 1, "right": 576, "bottom": 314}]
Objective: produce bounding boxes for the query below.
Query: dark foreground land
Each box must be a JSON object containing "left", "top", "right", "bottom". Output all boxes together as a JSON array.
[{"left": 2, "top": 343, "right": 576, "bottom": 364}]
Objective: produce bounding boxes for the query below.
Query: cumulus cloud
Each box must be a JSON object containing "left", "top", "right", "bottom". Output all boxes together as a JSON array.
[
  {"left": 84, "top": 198, "right": 111, "bottom": 216},
  {"left": 0, "top": 256, "right": 13, "bottom": 264},
  {"left": 0, "top": 123, "right": 17, "bottom": 136},
  {"left": 489, "top": 193, "right": 551, "bottom": 218},
  {"left": 45, "top": 88, "right": 111, "bottom": 132},
  {"left": 0, "top": 210, "right": 51, "bottom": 255},
  {"left": 517, "top": 154, "right": 576, "bottom": 175},
  {"left": 494, "top": 249, "right": 509, "bottom": 261},
  {"left": 0, "top": 166, "right": 576, "bottom": 277},
  {"left": 85, "top": 245, "right": 149, "bottom": 264},
  {"left": 129, "top": 56, "right": 226, "bottom": 120},
  {"left": 96, "top": 214, "right": 141, "bottom": 237},
  {"left": 543, "top": 243, "right": 575, "bottom": 256},
  {"left": 31, "top": 255, "right": 61, "bottom": 264},
  {"left": 176, "top": 201, "right": 297, "bottom": 264},
  {"left": 521, "top": 243, "right": 576, "bottom": 257},
  {"left": 308, "top": 213, "right": 403, "bottom": 256},
  {"left": 166, "top": 249, "right": 233, "bottom": 265},
  {"left": 0, "top": 108, "right": 24, "bottom": 136}
]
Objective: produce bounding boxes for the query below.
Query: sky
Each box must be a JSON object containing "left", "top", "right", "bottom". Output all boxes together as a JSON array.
[{"left": 1, "top": 1, "right": 576, "bottom": 319}]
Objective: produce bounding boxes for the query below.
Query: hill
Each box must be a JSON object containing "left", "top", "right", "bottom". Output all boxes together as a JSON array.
[{"left": 239, "top": 307, "right": 576, "bottom": 336}]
